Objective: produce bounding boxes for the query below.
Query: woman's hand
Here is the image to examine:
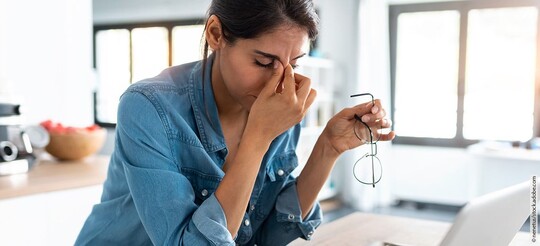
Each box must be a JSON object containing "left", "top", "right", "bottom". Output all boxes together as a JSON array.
[
  {"left": 246, "top": 62, "right": 317, "bottom": 142},
  {"left": 321, "top": 99, "right": 395, "bottom": 156}
]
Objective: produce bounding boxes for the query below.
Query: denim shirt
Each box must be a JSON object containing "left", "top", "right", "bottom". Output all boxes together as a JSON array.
[{"left": 75, "top": 55, "right": 322, "bottom": 246}]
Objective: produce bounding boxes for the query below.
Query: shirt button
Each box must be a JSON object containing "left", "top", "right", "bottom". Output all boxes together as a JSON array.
[
  {"left": 244, "top": 219, "right": 250, "bottom": 226},
  {"left": 250, "top": 204, "right": 255, "bottom": 211},
  {"left": 288, "top": 214, "right": 295, "bottom": 220},
  {"left": 201, "top": 189, "right": 208, "bottom": 197},
  {"left": 277, "top": 169, "right": 285, "bottom": 176}
]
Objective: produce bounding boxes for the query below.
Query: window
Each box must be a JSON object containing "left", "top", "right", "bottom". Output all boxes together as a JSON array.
[
  {"left": 93, "top": 20, "right": 205, "bottom": 126},
  {"left": 390, "top": 1, "right": 540, "bottom": 147}
]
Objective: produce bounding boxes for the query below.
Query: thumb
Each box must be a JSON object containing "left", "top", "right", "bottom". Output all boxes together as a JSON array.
[{"left": 260, "top": 61, "right": 284, "bottom": 96}]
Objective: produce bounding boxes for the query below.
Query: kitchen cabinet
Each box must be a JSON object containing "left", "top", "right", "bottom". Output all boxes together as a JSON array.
[
  {"left": 0, "top": 155, "right": 108, "bottom": 245},
  {"left": 0, "top": 185, "right": 102, "bottom": 245}
]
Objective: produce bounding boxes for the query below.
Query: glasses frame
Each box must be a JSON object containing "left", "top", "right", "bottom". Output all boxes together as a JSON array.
[{"left": 350, "top": 93, "right": 383, "bottom": 188}]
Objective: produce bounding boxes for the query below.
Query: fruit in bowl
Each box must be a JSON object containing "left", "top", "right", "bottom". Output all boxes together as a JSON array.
[{"left": 40, "top": 120, "right": 106, "bottom": 161}]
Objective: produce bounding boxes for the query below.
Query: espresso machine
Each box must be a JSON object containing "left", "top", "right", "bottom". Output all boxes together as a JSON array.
[{"left": 0, "top": 103, "right": 37, "bottom": 176}]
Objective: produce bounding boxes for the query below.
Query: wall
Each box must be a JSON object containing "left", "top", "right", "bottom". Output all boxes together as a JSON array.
[
  {"left": 93, "top": 0, "right": 212, "bottom": 24},
  {"left": 0, "top": 0, "right": 94, "bottom": 127},
  {"left": 387, "top": 0, "right": 463, "bottom": 3}
]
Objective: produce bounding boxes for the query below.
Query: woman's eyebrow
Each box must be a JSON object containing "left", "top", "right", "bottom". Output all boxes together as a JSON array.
[{"left": 253, "top": 50, "right": 306, "bottom": 63}]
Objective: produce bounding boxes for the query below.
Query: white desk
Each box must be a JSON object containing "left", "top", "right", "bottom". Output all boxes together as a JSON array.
[{"left": 290, "top": 212, "right": 531, "bottom": 245}]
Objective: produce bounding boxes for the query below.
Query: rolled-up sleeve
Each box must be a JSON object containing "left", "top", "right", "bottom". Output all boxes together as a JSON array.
[
  {"left": 275, "top": 183, "right": 322, "bottom": 240},
  {"left": 118, "top": 90, "right": 234, "bottom": 245},
  {"left": 254, "top": 179, "right": 322, "bottom": 245}
]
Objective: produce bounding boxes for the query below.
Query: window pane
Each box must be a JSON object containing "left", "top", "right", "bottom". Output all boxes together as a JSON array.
[
  {"left": 172, "top": 25, "right": 204, "bottom": 65},
  {"left": 464, "top": 7, "right": 537, "bottom": 141},
  {"left": 394, "top": 11, "right": 461, "bottom": 138},
  {"left": 132, "top": 27, "right": 169, "bottom": 82},
  {"left": 95, "top": 29, "right": 130, "bottom": 124}
]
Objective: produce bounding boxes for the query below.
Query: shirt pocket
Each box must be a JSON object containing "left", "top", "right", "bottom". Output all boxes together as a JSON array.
[
  {"left": 266, "top": 150, "right": 299, "bottom": 182},
  {"left": 180, "top": 167, "right": 222, "bottom": 205}
]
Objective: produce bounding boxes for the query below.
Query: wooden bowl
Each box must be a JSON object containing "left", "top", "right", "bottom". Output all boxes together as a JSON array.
[{"left": 45, "top": 129, "right": 106, "bottom": 161}]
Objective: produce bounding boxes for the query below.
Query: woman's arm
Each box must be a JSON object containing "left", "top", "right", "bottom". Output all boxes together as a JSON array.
[
  {"left": 296, "top": 133, "right": 340, "bottom": 219},
  {"left": 214, "top": 129, "right": 270, "bottom": 237},
  {"left": 296, "top": 102, "right": 395, "bottom": 218},
  {"left": 215, "top": 63, "right": 317, "bottom": 237},
  {"left": 114, "top": 91, "right": 235, "bottom": 245}
]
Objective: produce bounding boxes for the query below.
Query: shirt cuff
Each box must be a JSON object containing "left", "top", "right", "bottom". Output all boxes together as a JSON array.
[
  {"left": 191, "top": 194, "right": 235, "bottom": 245},
  {"left": 275, "top": 183, "right": 322, "bottom": 240}
]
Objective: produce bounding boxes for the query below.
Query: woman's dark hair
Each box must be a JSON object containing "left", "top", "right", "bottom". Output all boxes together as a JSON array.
[{"left": 201, "top": 0, "right": 320, "bottom": 77}]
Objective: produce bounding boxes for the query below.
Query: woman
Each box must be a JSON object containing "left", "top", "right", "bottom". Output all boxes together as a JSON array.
[{"left": 76, "top": 0, "right": 394, "bottom": 245}]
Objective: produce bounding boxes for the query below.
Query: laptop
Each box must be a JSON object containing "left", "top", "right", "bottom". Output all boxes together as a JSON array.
[
  {"left": 439, "top": 180, "right": 534, "bottom": 246},
  {"left": 373, "top": 180, "right": 536, "bottom": 246}
]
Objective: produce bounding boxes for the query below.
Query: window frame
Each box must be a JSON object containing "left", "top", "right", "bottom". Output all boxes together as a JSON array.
[
  {"left": 92, "top": 19, "right": 205, "bottom": 127},
  {"left": 389, "top": 0, "right": 540, "bottom": 148}
]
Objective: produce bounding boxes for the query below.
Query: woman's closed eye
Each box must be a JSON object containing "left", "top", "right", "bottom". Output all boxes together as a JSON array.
[
  {"left": 254, "top": 59, "right": 299, "bottom": 69},
  {"left": 254, "top": 59, "right": 274, "bottom": 69}
]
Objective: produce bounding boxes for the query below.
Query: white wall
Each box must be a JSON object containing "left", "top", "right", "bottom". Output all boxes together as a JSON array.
[
  {"left": 387, "top": 0, "right": 463, "bottom": 4},
  {"left": 0, "top": 0, "right": 94, "bottom": 127},
  {"left": 93, "top": 0, "right": 212, "bottom": 24}
]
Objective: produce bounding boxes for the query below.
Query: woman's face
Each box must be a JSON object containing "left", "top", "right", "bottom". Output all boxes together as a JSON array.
[{"left": 214, "top": 24, "right": 309, "bottom": 111}]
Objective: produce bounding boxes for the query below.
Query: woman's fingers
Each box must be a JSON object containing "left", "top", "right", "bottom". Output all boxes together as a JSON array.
[
  {"left": 349, "top": 100, "right": 396, "bottom": 142},
  {"left": 339, "top": 103, "right": 372, "bottom": 121},
  {"left": 260, "top": 61, "right": 285, "bottom": 96},
  {"left": 380, "top": 118, "right": 392, "bottom": 128},
  {"left": 304, "top": 89, "right": 317, "bottom": 111},
  {"left": 249, "top": 63, "right": 319, "bottom": 140},
  {"left": 376, "top": 131, "right": 396, "bottom": 142},
  {"left": 294, "top": 73, "right": 312, "bottom": 106},
  {"left": 282, "top": 64, "right": 296, "bottom": 97},
  {"left": 370, "top": 118, "right": 395, "bottom": 142},
  {"left": 360, "top": 99, "right": 386, "bottom": 123}
]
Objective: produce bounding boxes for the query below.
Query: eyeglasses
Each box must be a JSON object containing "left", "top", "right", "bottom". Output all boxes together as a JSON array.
[{"left": 350, "top": 93, "right": 383, "bottom": 188}]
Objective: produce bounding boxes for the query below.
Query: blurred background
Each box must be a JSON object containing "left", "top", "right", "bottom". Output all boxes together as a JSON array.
[{"left": 0, "top": 0, "right": 539, "bottom": 244}]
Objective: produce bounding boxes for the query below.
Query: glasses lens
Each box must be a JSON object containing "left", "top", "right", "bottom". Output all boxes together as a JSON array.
[
  {"left": 354, "top": 118, "right": 390, "bottom": 144},
  {"left": 353, "top": 150, "right": 382, "bottom": 186},
  {"left": 373, "top": 120, "right": 391, "bottom": 143},
  {"left": 354, "top": 119, "right": 371, "bottom": 144}
]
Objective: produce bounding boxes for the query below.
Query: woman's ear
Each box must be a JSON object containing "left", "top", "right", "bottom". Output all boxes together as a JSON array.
[{"left": 205, "top": 15, "right": 225, "bottom": 51}]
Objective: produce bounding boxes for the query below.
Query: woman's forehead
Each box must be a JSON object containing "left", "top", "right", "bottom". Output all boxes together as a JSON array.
[{"left": 240, "top": 25, "right": 309, "bottom": 59}]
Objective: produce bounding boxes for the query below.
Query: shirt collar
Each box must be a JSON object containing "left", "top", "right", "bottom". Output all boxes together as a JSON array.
[{"left": 188, "top": 54, "right": 227, "bottom": 153}]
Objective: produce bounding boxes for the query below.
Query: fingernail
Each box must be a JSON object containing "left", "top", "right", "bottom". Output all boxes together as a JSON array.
[
  {"left": 371, "top": 106, "right": 379, "bottom": 114},
  {"left": 274, "top": 62, "right": 279, "bottom": 69},
  {"left": 362, "top": 115, "right": 370, "bottom": 122}
]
